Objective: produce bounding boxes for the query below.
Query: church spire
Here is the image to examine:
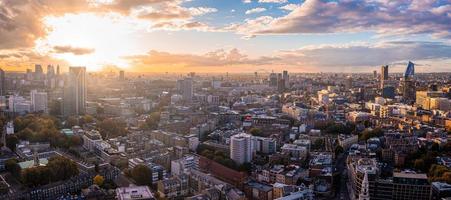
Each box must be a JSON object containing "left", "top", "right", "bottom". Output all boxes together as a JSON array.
[{"left": 359, "top": 171, "right": 370, "bottom": 200}]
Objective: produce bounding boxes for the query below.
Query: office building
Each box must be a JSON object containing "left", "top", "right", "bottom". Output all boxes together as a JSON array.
[
  {"left": 401, "top": 61, "right": 416, "bottom": 104},
  {"left": 47, "top": 65, "right": 55, "bottom": 77},
  {"left": 180, "top": 77, "right": 193, "bottom": 102},
  {"left": 392, "top": 172, "right": 430, "bottom": 200},
  {"left": 382, "top": 86, "right": 395, "bottom": 99},
  {"left": 380, "top": 65, "right": 388, "bottom": 89},
  {"left": 30, "top": 90, "right": 48, "bottom": 113},
  {"left": 0, "top": 68, "right": 5, "bottom": 96},
  {"left": 119, "top": 70, "right": 125, "bottom": 80},
  {"left": 269, "top": 73, "right": 277, "bottom": 87},
  {"left": 35, "top": 64, "right": 44, "bottom": 80},
  {"left": 431, "top": 182, "right": 451, "bottom": 200},
  {"left": 8, "top": 95, "right": 31, "bottom": 114},
  {"left": 63, "top": 66, "right": 86, "bottom": 116},
  {"left": 345, "top": 76, "right": 353, "bottom": 90},
  {"left": 283, "top": 70, "right": 289, "bottom": 89},
  {"left": 56, "top": 65, "right": 60, "bottom": 76},
  {"left": 230, "top": 133, "right": 253, "bottom": 165},
  {"left": 116, "top": 186, "right": 154, "bottom": 200},
  {"left": 416, "top": 91, "right": 444, "bottom": 110}
]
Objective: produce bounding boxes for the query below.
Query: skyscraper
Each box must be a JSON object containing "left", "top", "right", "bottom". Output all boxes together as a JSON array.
[
  {"left": 0, "top": 68, "right": 5, "bottom": 96},
  {"left": 119, "top": 70, "right": 125, "bottom": 80},
  {"left": 31, "top": 90, "right": 48, "bottom": 113},
  {"left": 230, "top": 133, "right": 253, "bottom": 165},
  {"left": 283, "top": 70, "right": 289, "bottom": 89},
  {"left": 277, "top": 73, "right": 285, "bottom": 92},
  {"left": 380, "top": 65, "right": 388, "bottom": 89},
  {"left": 269, "top": 72, "right": 277, "bottom": 87},
  {"left": 63, "top": 67, "right": 86, "bottom": 116},
  {"left": 47, "top": 65, "right": 55, "bottom": 77},
  {"left": 181, "top": 77, "right": 193, "bottom": 102},
  {"left": 35, "top": 64, "right": 44, "bottom": 80},
  {"left": 373, "top": 70, "right": 377, "bottom": 79},
  {"left": 402, "top": 61, "right": 416, "bottom": 104},
  {"left": 345, "top": 76, "right": 353, "bottom": 90},
  {"left": 56, "top": 65, "right": 60, "bottom": 76}
]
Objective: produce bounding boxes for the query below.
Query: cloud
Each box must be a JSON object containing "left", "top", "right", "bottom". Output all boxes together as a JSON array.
[
  {"left": 138, "top": 5, "right": 217, "bottom": 21},
  {"left": 245, "top": 7, "right": 267, "bottom": 14},
  {"left": 151, "top": 21, "right": 210, "bottom": 31},
  {"left": 279, "top": 4, "right": 300, "bottom": 11},
  {"left": 123, "top": 41, "right": 451, "bottom": 72},
  {"left": 258, "top": 0, "right": 288, "bottom": 3},
  {"left": 0, "top": 0, "right": 217, "bottom": 50},
  {"left": 243, "top": 0, "right": 252, "bottom": 3},
  {"left": 53, "top": 45, "right": 95, "bottom": 55},
  {"left": 0, "top": 49, "right": 68, "bottom": 71},
  {"left": 125, "top": 48, "right": 248, "bottom": 68},
  {"left": 231, "top": 0, "right": 451, "bottom": 39}
]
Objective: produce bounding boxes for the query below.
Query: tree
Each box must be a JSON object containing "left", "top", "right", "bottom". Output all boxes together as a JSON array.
[
  {"left": 335, "top": 145, "right": 344, "bottom": 156},
  {"left": 47, "top": 156, "right": 79, "bottom": 181},
  {"left": 98, "top": 118, "right": 128, "bottom": 138},
  {"left": 5, "top": 158, "right": 21, "bottom": 178},
  {"left": 414, "top": 159, "right": 425, "bottom": 171},
  {"left": 23, "top": 166, "right": 52, "bottom": 187},
  {"left": 141, "top": 112, "right": 160, "bottom": 130},
  {"left": 5, "top": 135, "right": 19, "bottom": 151},
  {"left": 49, "top": 100, "right": 62, "bottom": 116},
  {"left": 131, "top": 164, "right": 152, "bottom": 186},
  {"left": 93, "top": 175, "right": 105, "bottom": 186},
  {"left": 249, "top": 128, "right": 263, "bottom": 137},
  {"left": 66, "top": 116, "right": 79, "bottom": 128}
]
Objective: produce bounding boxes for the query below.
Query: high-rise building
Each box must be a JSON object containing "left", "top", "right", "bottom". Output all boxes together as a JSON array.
[
  {"left": 283, "top": 70, "right": 289, "bottom": 89},
  {"left": 63, "top": 66, "right": 86, "bottom": 116},
  {"left": 56, "top": 65, "right": 60, "bottom": 76},
  {"left": 269, "top": 72, "right": 277, "bottom": 87},
  {"left": 181, "top": 77, "right": 193, "bottom": 102},
  {"left": 230, "top": 133, "right": 253, "bottom": 165},
  {"left": 373, "top": 70, "right": 377, "bottom": 79},
  {"left": 35, "top": 64, "right": 44, "bottom": 80},
  {"left": 31, "top": 90, "right": 48, "bottom": 113},
  {"left": 0, "top": 68, "right": 5, "bottom": 96},
  {"left": 345, "top": 76, "right": 353, "bottom": 90},
  {"left": 402, "top": 61, "right": 416, "bottom": 104},
  {"left": 380, "top": 65, "right": 388, "bottom": 89},
  {"left": 119, "top": 70, "right": 125, "bottom": 80},
  {"left": 26, "top": 69, "right": 33, "bottom": 80},
  {"left": 47, "top": 65, "right": 55, "bottom": 77},
  {"left": 277, "top": 73, "right": 285, "bottom": 92}
]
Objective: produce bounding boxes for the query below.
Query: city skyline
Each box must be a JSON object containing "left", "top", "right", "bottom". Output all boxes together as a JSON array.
[{"left": 0, "top": 0, "right": 451, "bottom": 73}]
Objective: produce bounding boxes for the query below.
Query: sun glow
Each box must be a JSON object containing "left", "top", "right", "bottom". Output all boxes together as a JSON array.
[{"left": 42, "top": 13, "right": 150, "bottom": 71}]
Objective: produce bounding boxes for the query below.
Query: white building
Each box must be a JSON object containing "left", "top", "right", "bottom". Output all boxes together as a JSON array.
[
  {"left": 82, "top": 130, "right": 103, "bottom": 152},
  {"left": 116, "top": 186, "right": 154, "bottom": 200},
  {"left": 230, "top": 133, "right": 253, "bottom": 165},
  {"left": 171, "top": 155, "right": 199, "bottom": 176},
  {"left": 8, "top": 95, "right": 31, "bottom": 114},
  {"left": 281, "top": 144, "right": 308, "bottom": 161},
  {"left": 31, "top": 90, "right": 48, "bottom": 113}
]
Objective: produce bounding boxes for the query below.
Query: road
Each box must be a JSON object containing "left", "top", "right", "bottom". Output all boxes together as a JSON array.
[{"left": 333, "top": 152, "right": 351, "bottom": 200}]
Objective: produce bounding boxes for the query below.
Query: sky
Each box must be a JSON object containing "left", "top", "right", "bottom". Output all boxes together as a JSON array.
[{"left": 0, "top": 0, "right": 451, "bottom": 73}]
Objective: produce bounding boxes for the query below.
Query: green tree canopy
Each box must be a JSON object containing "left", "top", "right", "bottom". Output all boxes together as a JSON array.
[{"left": 131, "top": 164, "right": 152, "bottom": 186}]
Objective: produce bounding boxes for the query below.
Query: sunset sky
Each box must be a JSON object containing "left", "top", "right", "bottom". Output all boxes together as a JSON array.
[{"left": 1, "top": 0, "right": 451, "bottom": 73}]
